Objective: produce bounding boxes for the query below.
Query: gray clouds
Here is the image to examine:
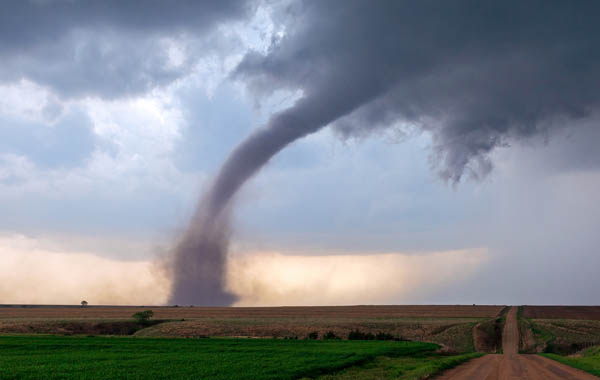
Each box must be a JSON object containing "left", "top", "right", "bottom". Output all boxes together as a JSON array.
[
  {"left": 236, "top": 0, "right": 600, "bottom": 182},
  {"left": 0, "top": 0, "right": 253, "bottom": 98},
  {"left": 169, "top": 0, "right": 600, "bottom": 304},
  {"left": 3, "top": 0, "right": 600, "bottom": 305}
]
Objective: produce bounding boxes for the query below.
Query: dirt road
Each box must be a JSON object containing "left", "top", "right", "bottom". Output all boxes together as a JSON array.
[{"left": 435, "top": 306, "right": 599, "bottom": 380}]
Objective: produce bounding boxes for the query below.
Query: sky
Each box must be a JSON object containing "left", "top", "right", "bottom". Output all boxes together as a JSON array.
[{"left": 1, "top": 0, "right": 599, "bottom": 306}]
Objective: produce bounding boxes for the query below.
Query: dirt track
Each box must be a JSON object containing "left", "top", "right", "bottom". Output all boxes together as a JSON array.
[{"left": 435, "top": 307, "right": 599, "bottom": 380}]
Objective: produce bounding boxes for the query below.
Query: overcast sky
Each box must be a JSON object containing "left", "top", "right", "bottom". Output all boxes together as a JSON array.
[{"left": 1, "top": 0, "right": 599, "bottom": 306}]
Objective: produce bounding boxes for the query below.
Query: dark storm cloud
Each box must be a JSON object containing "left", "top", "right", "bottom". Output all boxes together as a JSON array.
[
  {"left": 7, "top": 1, "right": 596, "bottom": 305},
  {"left": 236, "top": 0, "right": 600, "bottom": 182},
  {"left": 167, "top": 0, "right": 600, "bottom": 305},
  {"left": 0, "top": 0, "right": 253, "bottom": 98}
]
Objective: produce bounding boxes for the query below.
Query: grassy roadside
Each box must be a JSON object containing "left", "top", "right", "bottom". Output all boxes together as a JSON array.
[
  {"left": 311, "top": 352, "right": 483, "bottom": 380},
  {"left": 541, "top": 346, "right": 600, "bottom": 376},
  {"left": 517, "top": 306, "right": 538, "bottom": 353}
]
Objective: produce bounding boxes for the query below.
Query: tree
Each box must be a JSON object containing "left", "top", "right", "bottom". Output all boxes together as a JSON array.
[
  {"left": 132, "top": 310, "right": 154, "bottom": 325},
  {"left": 81, "top": 300, "right": 88, "bottom": 307}
]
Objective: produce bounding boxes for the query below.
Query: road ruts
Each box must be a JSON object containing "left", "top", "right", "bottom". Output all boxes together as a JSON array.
[{"left": 434, "top": 306, "right": 599, "bottom": 380}]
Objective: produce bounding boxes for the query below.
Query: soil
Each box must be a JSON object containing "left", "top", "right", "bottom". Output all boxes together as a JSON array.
[
  {"left": 474, "top": 318, "right": 504, "bottom": 353},
  {"left": 523, "top": 306, "right": 600, "bottom": 320},
  {"left": 0, "top": 320, "right": 164, "bottom": 335},
  {"left": 0, "top": 304, "right": 504, "bottom": 319}
]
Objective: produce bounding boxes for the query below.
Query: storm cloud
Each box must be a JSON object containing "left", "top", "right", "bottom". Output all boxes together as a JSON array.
[
  {"left": 168, "top": 0, "right": 600, "bottom": 304},
  {"left": 0, "top": 0, "right": 253, "bottom": 98},
  {"left": 237, "top": 0, "right": 600, "bottom": 182},
  {"left": 3, "top": 1, "right": 600, "bottom": 306}
]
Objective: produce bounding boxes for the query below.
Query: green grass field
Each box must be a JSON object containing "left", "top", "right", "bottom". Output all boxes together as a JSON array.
[
  {"left": 0, "top": 335, "right": 464, "bottom": 380},
  {"left": 542, "top": 346, "right": 600, "bottom": 377}
]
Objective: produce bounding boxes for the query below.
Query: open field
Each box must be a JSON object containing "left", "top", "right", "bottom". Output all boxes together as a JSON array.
[
  {"left": 0, "top": 335, "right": 471, "bottom": 380},
  {"left": 523, "top": 319, "right": 600, "bottom": 354},
  {"left": 0, "top": 305, "right": 505, "bottom": 320},
  {"left": 2, "top": 305, "right": 600, "bottom": 379},
  {"left": 523, "top": 306, "right": 600, "bottom": 320},
  {"left": 518, "top": 306, "right": 600, "bottom": 354},
  {"left": 134, "top": 316, "right": 480, "bottom": 353},
  {"left": 0, "top": 305, "right": 505, "bottom": 353}
]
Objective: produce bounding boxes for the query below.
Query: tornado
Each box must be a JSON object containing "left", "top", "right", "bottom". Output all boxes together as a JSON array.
[
  {"left": 168, "top": 0, "right": 600, "bottom": 305},
  {"left": 167, "top": 94, "right": 368, "bottom": 305}
]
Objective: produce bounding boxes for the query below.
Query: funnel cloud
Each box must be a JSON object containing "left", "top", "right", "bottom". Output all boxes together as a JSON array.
[
  {"left": 168, "top": 95, "right": 370, "bottom": 304},
  {"left": 167, "top": 1, "right": 600, "bottom": 305}
]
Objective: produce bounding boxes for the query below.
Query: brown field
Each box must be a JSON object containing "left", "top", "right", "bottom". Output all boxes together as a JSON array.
[
  {"left": 523, "top": 318, "right": 600, "bottom": 354},
  {"left": 135, "top": 316, "right": 481, "bottom": 352},
  {"left": 523, "top": 306, "right": 600, "bottom": 320},
  {"left": 520, "top": 306, "right": 600, "bottom": 354},
  {"left": 0, "top": 305, "right": 505, "bottom": 353},
  {"left": 0, "top": 304, "right": 505, "bottom": 320}
]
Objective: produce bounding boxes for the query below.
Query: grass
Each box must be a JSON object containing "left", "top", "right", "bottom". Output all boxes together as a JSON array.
[
  {"left": 135, "top": 317, "right": 482, "bottom": 352},
  {"left": 311, "top": 352, "right": 483, "bottom": 380},
  {"left": 0, "top": 335, "right": 441, "bottom": 380},
  {"left": 542, "top": 346, "right": 600, "bottom": 376},
  {"left": 528, "top": 319, "right": 600, "bottom": 354}
]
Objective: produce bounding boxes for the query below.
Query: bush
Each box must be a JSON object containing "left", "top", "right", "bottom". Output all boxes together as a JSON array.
[
  {"left": 307, "top": 331, "right": 319, "bottom": 340},
  {"left": 348, "top": 329, "right": 375, "bottom": 340},
  {"left": 324, "top": 331, "right": 339, "bottom": 340},
  {"left": 375, "top": 332, "right": 395, "bottom": 341},
  {"left": 132, "top": 310, "right": 154, "bottom": 325}
]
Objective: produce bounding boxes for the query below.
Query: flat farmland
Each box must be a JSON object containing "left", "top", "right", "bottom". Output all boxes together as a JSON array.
[
  {"left": 519, "top": 306, "right": 600, "bottom": 355},
  {"left": 523, "top": 306, "right": 600, "bottom": 320},
  {"left": 0, "top": 304, "right": 505, "bottom": 320},
  {"left": 0, "top": 305, "right": 505, "bottom": 353},
  {"left": 0, "top": 335, "right": 447, "bottom": 380}
]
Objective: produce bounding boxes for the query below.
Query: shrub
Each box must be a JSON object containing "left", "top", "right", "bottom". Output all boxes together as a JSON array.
[
  {"left": 132, "top": 310, "right": 154, "bottom": 325},
  {"left": 324, "top": 331, "right": 339, "bottom": 340},
  {"left": 307, "top": 331, "right": 319, "bottom": 340},
  {"left": 375, "top": 332, "right": 395, "bottom": 341},
  {"left": 348, "top": 329, "right": 375, "bottom": 340}
]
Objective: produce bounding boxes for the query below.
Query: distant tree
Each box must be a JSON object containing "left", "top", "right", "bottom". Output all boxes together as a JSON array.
[
  {"left": 81, "top": 300, "right": 88, "bottom": 308},
  {"left": 132, "top": 310, "right": 154, "bottom": 325}
]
